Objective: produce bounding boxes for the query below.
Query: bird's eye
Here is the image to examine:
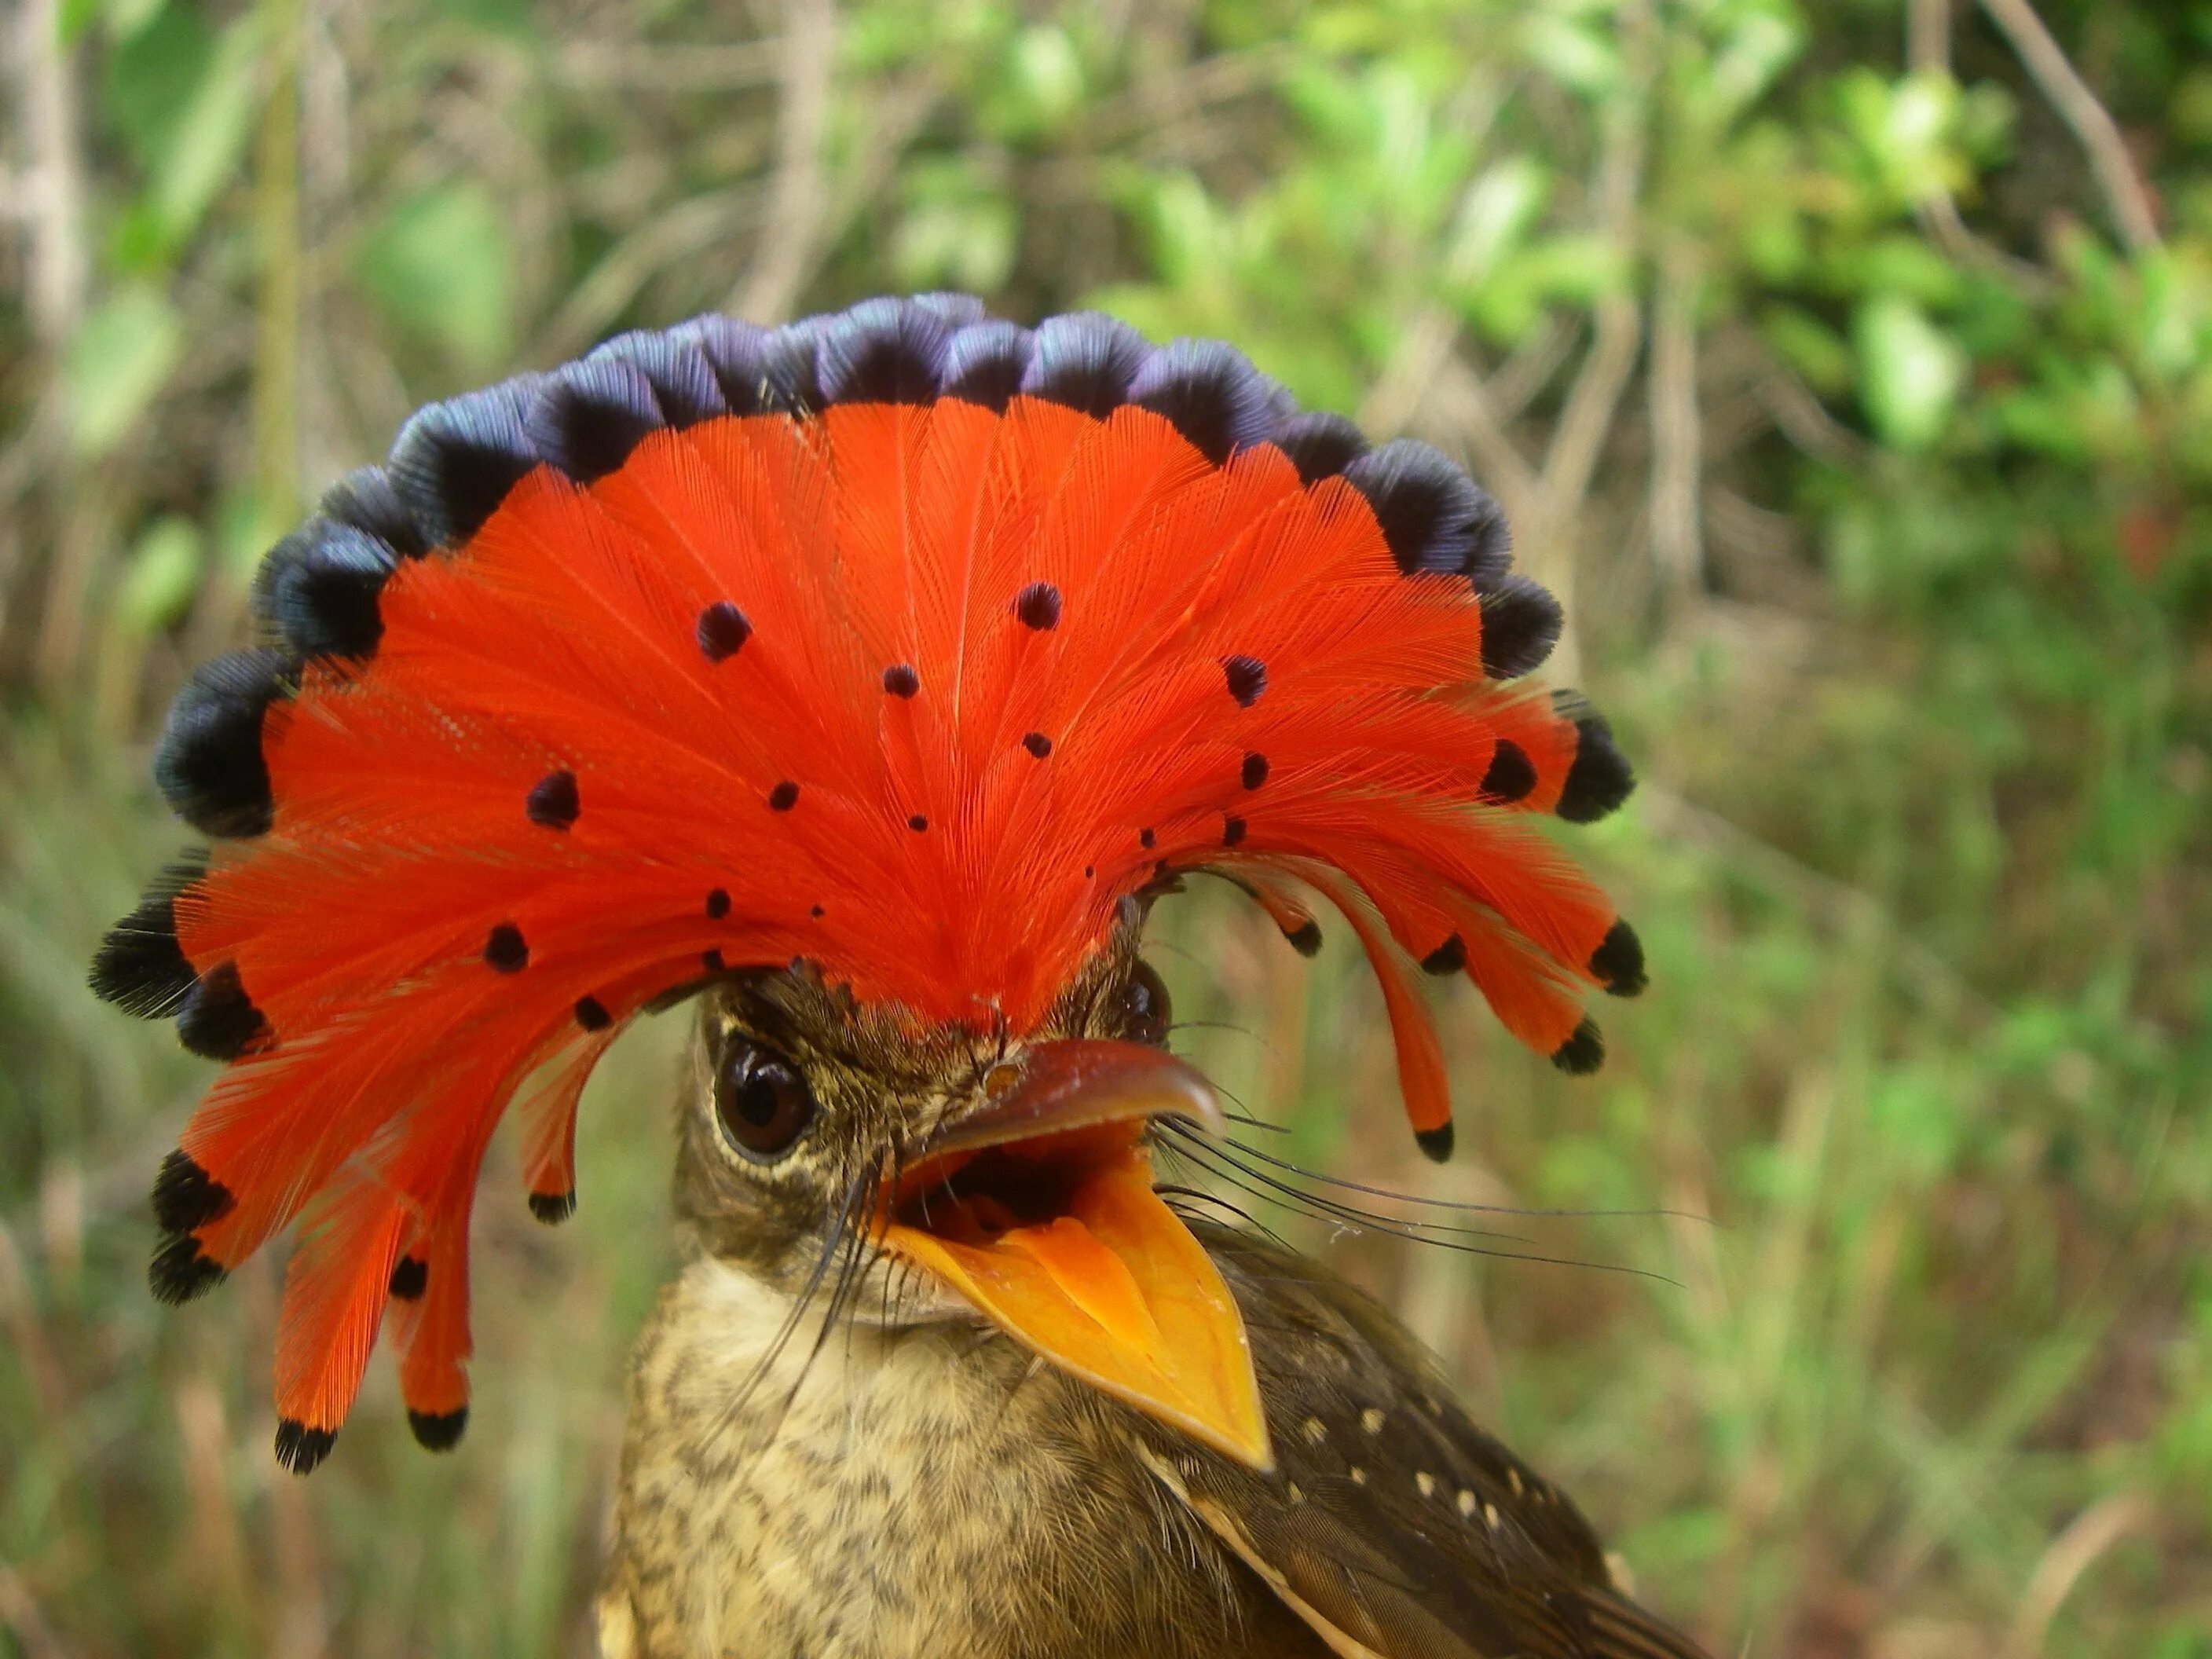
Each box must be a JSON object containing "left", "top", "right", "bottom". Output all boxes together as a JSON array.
[
  {"left": 1116, "top": 961, "right": 1172, "bottom": 1047},
  {"left": 713, "top": 1038, "right": 816, "bottom": 1161}
]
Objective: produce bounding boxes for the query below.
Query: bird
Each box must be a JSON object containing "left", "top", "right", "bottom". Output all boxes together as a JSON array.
[{"left": 91, "top": 294, "right": 1708, "bottom": 1659}]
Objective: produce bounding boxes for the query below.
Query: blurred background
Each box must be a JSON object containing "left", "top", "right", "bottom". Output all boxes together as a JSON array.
[{"left": 2, "top": 0, "right": 2209, "bottom": 1654}]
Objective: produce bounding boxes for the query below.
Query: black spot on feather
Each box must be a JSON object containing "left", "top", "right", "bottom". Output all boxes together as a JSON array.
[
  {"left": 526, "top": 770, "right": 579, "bottom": 830},
  {"left": 388, "top": 1255, "right": 428, "bottom": 1301},
  {"left": 152, "top": 1150, "right": 234, "bottom": 1234},
  {"left": 767, "top": 781, "right": 799, "bottom": 811},
  {"left": 1127, "top": 339, "right": 1285, "bottom": 466},
  {"left": 529, "top": 1189, "right": 576, "bottom": 1225},
  {"left": 1139, "top": 827, "right": 1156, "bottom": 849},
  {"left": 1284, "top": 919, "right": 1324, "bottom": 957},
  {"left": 255, "top": 520, "right": 398, "bottom": 658},
  {"left": 1222, "top": 655, "right": 1267, "bottom": 706},
  {"left": 526, "top": 356, "right": 665, "bottom": 482},
  {"left": 1022, "top": 731, "right": 1053, "bottom": 758},
  {"left": 274, "top": 1419, "right": 336, "bottom": 1475},
  {"left": 1589, "top": 920, "right": 1646, "bottom": 997},
  {"left": 1013, "top": 581, "right": 1061, "bottom": 630},
  {"left": 1555, "top": 711, "right": 1635, "bottom": 823},
  {"left": 701, "top": 948, "right": 725, "bottom": 972},
  {"left": 939, "top": 320, "right": 1035, "bottom": 412},
  {"left": 177, "top": 962, "right": 271, "bottom": 1060},
  {"left": 705, "top": 888, "right": 731, "bottom": 919},
  {"left": 386, "top": 378, "right": 541, "bottom": 547},
  {"left": 1551, "top": 1017, "right": 1605, "bottom": 1075},
  {"left": 1240, "top": 752, "right": 1269, "bottom": 789},
  {"left": 408, "top": 1408, "right": 468, "bottom": 1452},
  {"left": 1021, "top": 312, "right": 1149, "bottom": 419},
  {"left": 483, "top": 924, "right": 528, "bottom": 973},
  {"left": 1222, "top": 815, "right": 1247, "bottom": 847},
  {"left": 1273, "top": 410, "right": 1368, "bottom": 483},
  {"left": 907, "top": 815, "right": 928, "bottom": 833},
  {"left": 90, "top": 859, "right": 205, "bottom": 1019},
  {"left": 1481, "top": 739, "right": 1536, "bottom": 804},
  {"left": 152, "top": 649, "right": 291, "bottom": 838},
  {"left": 574, "top": 995, "right": 612, "bottom": 1031},
  {"left": 1478, "top": 573, "right": 1562, "bottom": 679},
  {"left": 1415, "top": 1122, "right": 1456, "bottom": 1163},
  {"left": 818, "top": 297, "right": 956, "bottom": 405},
  {"left": 1342, "top": 440, "right": 1511, "bottom": 583},
  {"left": 148, "top": 1232, "right": 225, "bottom": 1305},
  {"left": 882, "top": 663, "right": 919, "bottom": 698},
  {"left": 1420, "top": 934, "right": 1466, "bottom": 976},
  {"left": 696, "top": 602, "right": 751, "bottom": 662}
]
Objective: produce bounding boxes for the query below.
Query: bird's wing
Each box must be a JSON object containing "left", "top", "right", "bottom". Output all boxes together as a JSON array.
[{"left": 1127, "top": 1224, "right": 1712, "bottom": 1659}]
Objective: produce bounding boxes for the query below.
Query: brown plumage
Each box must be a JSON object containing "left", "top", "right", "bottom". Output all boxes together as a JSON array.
[{"left": 595, "top": 947, "right": 1708, "bottom": 1659}]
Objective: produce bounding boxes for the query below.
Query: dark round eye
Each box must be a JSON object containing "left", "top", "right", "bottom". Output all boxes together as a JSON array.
[
  {"left": 714, "top": 1039, "right": 816, "bottom": 1161},
  {"left": 1118, "top": 961, "right": 1172, "bottom": 1046}
]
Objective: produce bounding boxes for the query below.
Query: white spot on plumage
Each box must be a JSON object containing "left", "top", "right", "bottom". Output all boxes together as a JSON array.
[
  {"left": 1302, "top": 1416, "right": 1327, "bottom": 1445},
  {"left": 1360, "top": 1407, "right": 1383, "bottom": 1435},
  {"left": 1456, "top": 1489, "right": 1477, "bottom": 1518},
  {"left": 1348, "top": 1466, "right": 1367, "bottom": 1486},
  {"left": 1415, "top": 1471, "right": 1436, "bottom": 1498}
]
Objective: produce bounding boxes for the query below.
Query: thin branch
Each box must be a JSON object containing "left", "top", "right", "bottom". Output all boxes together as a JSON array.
[
  {"left": 1977, "top": 0, "right": 2160, "bottom": 252},
  {"left": 1646, "top": 236, "right": 1705, "bottom": 604},
  {"left": 13, "top": 0, "right": 86, "bottom": 345},
  {"left": 533, "top": 188, "right": 758, "bottom": 361},
  {"left": 2003, "top": 1492, "right": 2154, "bottom": 1659},
  {"left": 1907, "top": 0, "right": 2056, "bottom": 291},
  {"left": 1481, "top": 313, "right": 1573, "bottom": 425},
  {"left": 730, "top": 0, "right": 837, "bottom": 322},
  {"left": 551, "top": 38, "right": 781, "bottom": 92}
]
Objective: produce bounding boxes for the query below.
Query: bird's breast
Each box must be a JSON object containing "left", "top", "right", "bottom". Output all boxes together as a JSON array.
[{"left": 598, "top": 1255, "right": 1273, "bottom": 1659}]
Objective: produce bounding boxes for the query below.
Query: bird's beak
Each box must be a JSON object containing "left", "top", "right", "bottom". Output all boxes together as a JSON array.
[{"left": 873, "top": 1039, "right": 1273, "bottom": 1471}]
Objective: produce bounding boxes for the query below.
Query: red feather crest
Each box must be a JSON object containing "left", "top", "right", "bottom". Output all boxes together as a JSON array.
[{"left": 93, "top": 296, "right": 1643, "bottom": 1467}]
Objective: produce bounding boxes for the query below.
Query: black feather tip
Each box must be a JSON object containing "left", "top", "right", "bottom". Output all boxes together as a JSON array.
[
  {"left": 152, "top": 650, "right": 291, "bottom": 838},
  {"left": 273, "top": 1419, "right": 336, "bottom": 1475},
  {"left": 1555, "top": 712, "right": 1635, "bottom": 824},
  {"left": 152, "top": 1149, "right": 235, "bottom": 1234},
  {"left": 148, "top": 1232, "right": 227, "bottom": 1305},
  {"left": 1415, "top": 1122, "right": 1456, "bottom": 1163},
  {"left": 176, "top": 962, "right": 272, "bottom": 1061},
  {"left": 1589, "top": 920, "right": 1647, "bottom": 998},
  {"left": 1551, "top": 1017, "right": 1605, "bottom": 1075},
  {"left": 90, "top": 862, "right": 203, "bottom": 1019},
  {"left": 529, "top": 1189, "right": 577, "bottom": 1225},
  {"left": 408, "top": 1408, "right": 469, "bottom": 1452}
]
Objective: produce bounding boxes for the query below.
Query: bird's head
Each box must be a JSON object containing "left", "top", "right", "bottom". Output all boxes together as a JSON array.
[
  {"left": 672, "top": 934, "right": 1269, "bottom": 1462},
  {"left": 93, "top": 295, "right": 1642, "bottom": 1478}
]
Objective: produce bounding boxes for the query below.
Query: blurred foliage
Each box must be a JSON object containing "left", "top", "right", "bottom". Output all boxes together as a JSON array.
[{"left": 3, "top": 0, "right": 2210, "bottom": 1655}]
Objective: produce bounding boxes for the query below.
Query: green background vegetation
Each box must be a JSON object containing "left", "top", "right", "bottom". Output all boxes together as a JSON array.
[{"left": 3, "top": 0, "right": 2209, "bottom": 1653}]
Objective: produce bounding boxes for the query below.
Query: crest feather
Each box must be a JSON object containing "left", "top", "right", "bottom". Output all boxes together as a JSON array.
[{"left": 93, "top": 296, "right": 1642, "bottom": 1462}]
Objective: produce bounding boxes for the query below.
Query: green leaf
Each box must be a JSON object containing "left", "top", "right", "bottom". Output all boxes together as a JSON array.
[
  {"left": 101, "top": 3, "right": 213, "bottom": 170},
  {"left": 119, "top": 516, "right": 204, "bottom": 633},
  {"left": 356, "top": 182, "right": 517, "bottom": 374},
  {"left": 1445, "top": 157, "right": 1549, "bottom": 285},
  {"left": 1856, "top": 294, "right": 1965, "bottom": 450},
  {"left": 148, "top": 14, "right": 262, "bottom": 248},
  {"left": 64, "top": 286, "right": 185, "bottom": 457}
]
